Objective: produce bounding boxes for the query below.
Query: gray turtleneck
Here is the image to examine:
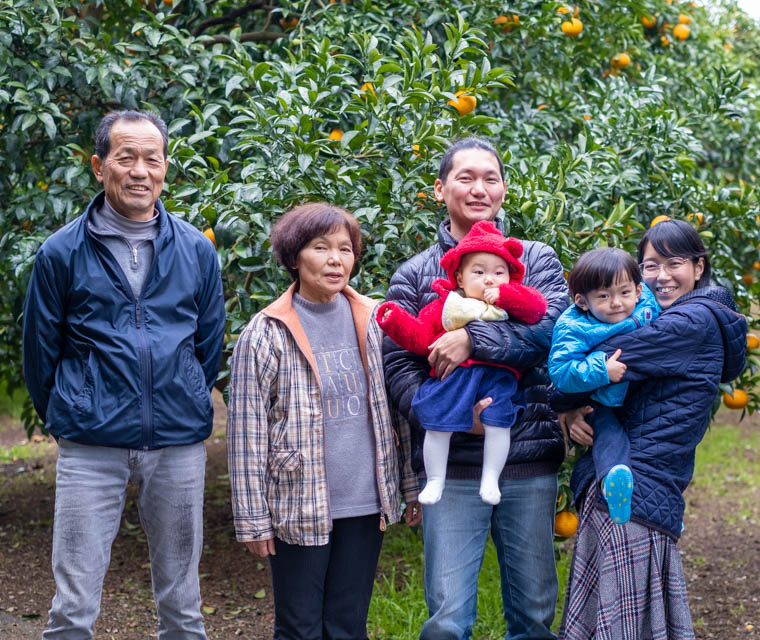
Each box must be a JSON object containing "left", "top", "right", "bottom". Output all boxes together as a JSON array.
[{"left": 88, "top": 198, "right": 159, "bottom": 298}]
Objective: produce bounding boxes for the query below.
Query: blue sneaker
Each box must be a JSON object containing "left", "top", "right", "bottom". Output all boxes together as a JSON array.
[{"left": 603, "top": 464, "right": 634, "bottom": 525}]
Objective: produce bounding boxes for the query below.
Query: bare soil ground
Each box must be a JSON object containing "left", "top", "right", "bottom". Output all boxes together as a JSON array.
[{"left": 0, "top": 398, "right": 758, "bottom": 639}]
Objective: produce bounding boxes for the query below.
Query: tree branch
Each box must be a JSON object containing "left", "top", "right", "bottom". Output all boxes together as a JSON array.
[
  {"left": 193, "top": 1, "right": 270, "bottom": 37},
  {"left": 199, "top": 30, "right": 286, "bottom": 46}
]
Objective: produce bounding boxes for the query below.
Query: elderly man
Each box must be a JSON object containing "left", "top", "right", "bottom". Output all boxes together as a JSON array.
[
  {"left": 23, "top": 110, "right": 225, "bottom": 639},
  {"left": 384, "top": 137, "right": 568, "bottom": 640}
]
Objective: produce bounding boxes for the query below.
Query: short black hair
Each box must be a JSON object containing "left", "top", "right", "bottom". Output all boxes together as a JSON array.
[
  {"left": 270, "top": 202, "right": 362, "bottom": 281},
  {"left": 438, "top": 136, "right": 504, "bottom": 183},
  {"left": 568, "top": 248, "right": 641, "bottom": 297},
  {"left": 637, "top": 219, "right": 711, "bottom": 288},
  {"left": 94, "top": 110, "right": 169, "bottom": 160}
]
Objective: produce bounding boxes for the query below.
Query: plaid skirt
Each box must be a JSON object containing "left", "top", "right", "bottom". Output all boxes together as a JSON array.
[{"left": 559, "top": 486, "right": 695, "bottom": 640}]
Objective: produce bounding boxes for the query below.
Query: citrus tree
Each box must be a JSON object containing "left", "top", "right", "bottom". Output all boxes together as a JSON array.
[{"left": 2, "top": 0, "right": 759, "bottom": 440}]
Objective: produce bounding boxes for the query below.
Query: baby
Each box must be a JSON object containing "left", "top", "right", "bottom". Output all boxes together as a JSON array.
[{"left": 377, "top": 221, "right": 547, "bottom": 505}]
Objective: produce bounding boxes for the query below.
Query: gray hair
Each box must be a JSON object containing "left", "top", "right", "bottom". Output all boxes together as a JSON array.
[{"left": 94, "top": 110, "right": 169, "bottom": 160}]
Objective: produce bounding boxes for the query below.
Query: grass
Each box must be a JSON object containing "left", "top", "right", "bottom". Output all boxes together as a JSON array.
[
  {"left": 688, "top": 421, "right": 760, "bottom": 521},
  {"left": 368, "top": 520, "right": 572, "bottom": 639}
]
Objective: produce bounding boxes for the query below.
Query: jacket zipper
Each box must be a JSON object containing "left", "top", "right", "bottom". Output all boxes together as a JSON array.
[{"left": 86, "top": 224, "right": 156, "bottom": 449}]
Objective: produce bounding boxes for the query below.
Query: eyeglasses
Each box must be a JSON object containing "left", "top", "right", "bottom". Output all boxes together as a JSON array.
[{"left": 639, "top": 257, "right": 691, "bottom": 276}]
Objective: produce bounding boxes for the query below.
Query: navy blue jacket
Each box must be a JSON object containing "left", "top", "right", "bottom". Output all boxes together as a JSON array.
[
  {"left": 383, "top": 219, "right": 568, "bottom": 480},
  {"left": 570, "top": 286, "right": 747, "bottom": 539},
  {"left": 23, "top": 192, "right": 226, "bottom": 449}
]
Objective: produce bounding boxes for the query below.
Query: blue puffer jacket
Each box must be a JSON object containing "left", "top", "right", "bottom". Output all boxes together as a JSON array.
[
  {"left": 23, "top": 192, "right": 226, "bottom": 450},
  {"left": 383, "top": 219, "right": 568, "bottom": 480},
  {"left": 570, "top": 285, "right": 747, "bottom": 539},
  {"left": 549, "top": 284, "right": 660, "bottom": 406}
]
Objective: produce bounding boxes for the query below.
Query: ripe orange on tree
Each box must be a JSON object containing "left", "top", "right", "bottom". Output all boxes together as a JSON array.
[
  {"left": 673, "top": 23, "right": 690, "bottom": 40},
  {"left": 641, "top": 14, "right": 657, "bottom": 28},
  {"left": 448, "top": 90, "right": 477, "bottom": 116},
  {"left": 360, "top": 82, "right": 376, "bottom": 98},
  {"left": 561, "top": 18, "right": 583, "bottom": 37},
  {"left": 328, "top": 128, "right": 343, "bottom": 141},
  {"left": 650, "top": 215, "right": 670, "bottom": 227},
  {"left": 687, "top": 212, "right": 704, "bottom": 225},
  {"left": 679, "top": 13, "right": 692, "bottom": 24},
  {"left": 203, "top": 228, "right": 217, "bottom": 248},
  {"left": 746, "top": 334, "right": 759, "bottom": 350},
  {"left": 742, "top": 273, "right": 754, "bottom": 285},
  {"left": 723, "top": 389, "right": 749, "bottom": 410},
  {"left": 555, "top": 510, "right": 578, "bottom": 537},
  {"left": 280, "top": 16, "right": 299, "bottom": 30},
  {"left": 611, "top": 52, "right": 631, "bottom": 68},
  {"left": 493, "top": 14, "right": 520, "bottom": 33},
  {"left": 753, "top": 261, "right": 760, "bottom": 270}
]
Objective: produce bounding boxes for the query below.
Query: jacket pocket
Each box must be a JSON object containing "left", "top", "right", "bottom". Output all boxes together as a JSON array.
[
  {"left": 53, "top": 351, "right": 96, "bottom": 413},
  {"left": 181, "top": 346, "right": 207, "bottom": 397}
]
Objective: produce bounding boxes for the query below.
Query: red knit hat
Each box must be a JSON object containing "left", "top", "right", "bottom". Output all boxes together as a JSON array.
[{"left": 439, "top": 220, "right": 525, "bottom": 289}]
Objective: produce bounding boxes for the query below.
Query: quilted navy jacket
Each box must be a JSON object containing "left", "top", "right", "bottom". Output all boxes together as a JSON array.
[
  {"left": 23, "top": 191, "right": 226, "bottom": 450},
  {"left": 383, "top": 219, "right": 568, "bottom": 481},
  {"left": 570, "top": 285, "right": 747, "bottom": 539}
]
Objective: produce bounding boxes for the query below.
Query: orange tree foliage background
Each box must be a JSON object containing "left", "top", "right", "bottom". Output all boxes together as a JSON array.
[{"left": 3, "top": 0, "right": 759, "bottom": 445}]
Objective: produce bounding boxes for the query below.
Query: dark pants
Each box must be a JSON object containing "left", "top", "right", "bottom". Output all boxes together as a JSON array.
[
  {"left": 269, "top": 514, "right": 384, "bottom": 640},
  {"left": 590, "top": 404, "right": 631, "bottom": 483}
]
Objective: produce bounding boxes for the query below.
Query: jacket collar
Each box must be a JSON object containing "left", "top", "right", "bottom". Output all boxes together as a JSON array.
[
  {"left": 262, "top": 283, "right": 377, "bottom": 386},
  {"left": 84, "top": 191, "right": 169, "bottom": 236},
  {"left": 437, "top": 217, "right": 506, "bottom": 252}
]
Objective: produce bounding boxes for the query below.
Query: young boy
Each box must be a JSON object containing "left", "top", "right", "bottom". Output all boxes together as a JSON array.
[{"left": 549, "top": 248, "right": 660, "bottom": 524}]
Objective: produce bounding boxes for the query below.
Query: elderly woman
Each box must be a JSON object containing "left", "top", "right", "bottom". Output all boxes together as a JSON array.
[{"left": 227, "top": 202, "right": 405, "bottom": 640}]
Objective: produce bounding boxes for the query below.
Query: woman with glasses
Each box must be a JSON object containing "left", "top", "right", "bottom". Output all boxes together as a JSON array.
[{"left": 558, "top": 219, "right": 747, "bottom": 640}]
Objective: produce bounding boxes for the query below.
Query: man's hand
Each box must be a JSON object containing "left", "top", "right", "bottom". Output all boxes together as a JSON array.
[
  {"left": 605, "top": 348, "right": 626, "bottom": 383},
  {"left": 404, "top": 501, "right": 422, "bottom": 526},
  {"left": 558, "top": 406, "right": 594, "bottom": 446},
  {"left": 469, "top": 396, "right": 492, "bottom": 435},
  {"left": 428, "top": 328, "right": 472, "bottom": 380},
  {"left": 483, "top": 287, "right": 500, "bottom": 305},
  {"left": 245, "top": 538, "right": 276, "bottom": 557}
]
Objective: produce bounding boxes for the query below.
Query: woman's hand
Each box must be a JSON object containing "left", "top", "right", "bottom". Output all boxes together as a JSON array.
[
  {"left": 558, "top": 406, "right": 594, "bottom": 446},
  {"left": 404, "top": 501, "right": 422, "bottom": 526},
  {"left": 469, "top": 397, "right": 492, "bottom": 435},
  {"left": 428, "top": 328, "right": 471, "bottom": 380},
  {"left": 245, "top": 538, "right": 276, "bottom": 557}
]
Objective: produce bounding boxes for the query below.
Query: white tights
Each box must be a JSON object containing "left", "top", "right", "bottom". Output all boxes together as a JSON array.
[{"left": 417, "top": 426, "right": 511, "bottom": 506}]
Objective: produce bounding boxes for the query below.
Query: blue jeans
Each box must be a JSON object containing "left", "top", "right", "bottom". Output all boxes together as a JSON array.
[
  {"left": 420, "top": 475, "right": 558, "bottom": 640},
  {"left": 44, "top": 439, "right": 207, "bottom": 640}
]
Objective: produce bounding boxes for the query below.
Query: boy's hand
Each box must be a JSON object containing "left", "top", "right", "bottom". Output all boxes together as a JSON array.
[
  {"left": 483, "top": 287, "right": 500, "bottom": 305},
  {"left": 605, "top": 348, "right": 626, "bottom": 382}
]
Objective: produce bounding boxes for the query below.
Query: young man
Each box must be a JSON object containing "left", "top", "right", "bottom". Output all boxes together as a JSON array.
[
  {"left": 23, "top": 110, "right": 225, "bottom": 639},
  {"left": 384, "top": 137, "right": 568, "bottom": 639}
]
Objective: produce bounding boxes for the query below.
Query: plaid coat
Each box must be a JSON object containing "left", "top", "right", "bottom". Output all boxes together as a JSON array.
[{"left": 227, "top": 283, "right": 404, "bottom": 546}]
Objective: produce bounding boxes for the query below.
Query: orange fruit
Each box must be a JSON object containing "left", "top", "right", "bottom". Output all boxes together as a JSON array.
[
  {"left": 361, "top": 82, "right": 376, "bottom": 98},
  {"left": 203, "top": 228, "right": 217, "bottom": 248},
  {"left": 673, "top": 23, "right": 690, "bottom": 40},
  {"left": 753, "top": 261, "right": 760, "bottom": 270},
  {"left": 448, "top": 90, "right": 477, "bottom": 116},
  {"left": 746, "top": 334, "right": 759, "bottom": 350},
  {"left": 611, "top": 52, "right": 631, "bottom": 68},
  {"left": 493, "top": 14, "right": 520, "bottom": 32},
  {"left": 678, "top": 13, "right": 692, "bottom": 24},
  {"left": 723, "top": 389, "right": 749, "bottom": 410},
  {"left": 557, "top": 6, "right": 571, "bottom": 15},
  {"left": 555, "top": 510, "right": 579, "bottom": 537},
  {"left": 661, "top": 35, "right": 670, "bottom": 46},
  {"left": 561, "top": 18, "right": 583, "bottom": 37},
  {"left": 328, "top": 128, "right": 343, "bottom": 141},
  {"left": 412, "top": 144, "right": 422, "bottom": 157},
  {"left": 280, "top": 16, "right": 299, "bottom": 30},
  {"left": 742, "top": 273, "right": 754, "bottom": 285},
  {"left": 687, "top": 212, "right": 704, "bottom": 225},
  {"left": 583, "top": 114, "right": 591, "bottom": 120},
  {"left": 641, "top": 15, "right": 657, "bottom": 28},
  {"left": 650, "top": 215, "right": 670, "bottom": 227}
]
